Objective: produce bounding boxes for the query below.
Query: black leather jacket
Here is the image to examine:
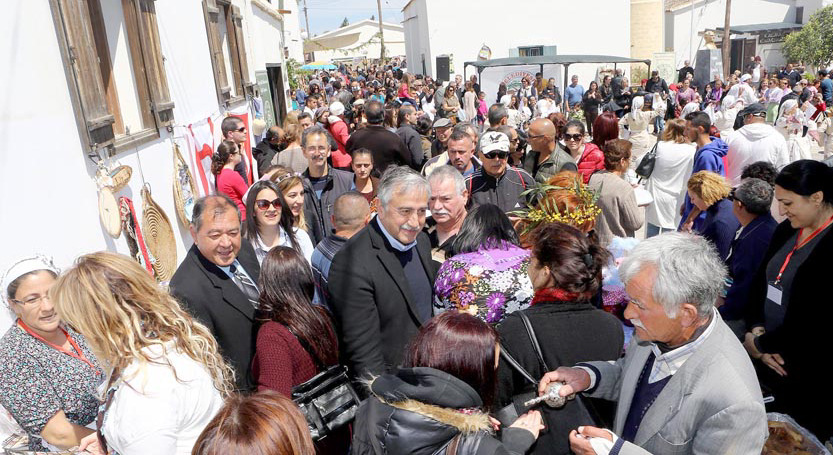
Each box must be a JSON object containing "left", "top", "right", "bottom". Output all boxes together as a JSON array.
[{"left": 352, "top": 367, "right": 535, "bottom": 455}]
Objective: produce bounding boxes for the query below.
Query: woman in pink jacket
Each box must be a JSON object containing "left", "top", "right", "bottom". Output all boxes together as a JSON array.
[{"left": 327, "top": 101, "right": 352, "bottom": 170}]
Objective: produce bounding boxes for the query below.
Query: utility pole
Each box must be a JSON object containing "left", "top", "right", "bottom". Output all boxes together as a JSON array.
[
  {"left": 303, "top": 0, "right": 312, "bottom": 60},
  {"left": 722, "top": 0, "right": 731, "bottom": 79},
  {"left": 376, "top": 0, "right": 385, "bottom": 62}
]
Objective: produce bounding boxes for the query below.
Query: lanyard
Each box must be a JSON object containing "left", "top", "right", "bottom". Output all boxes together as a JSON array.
[
  {"left": 18, "top": 320, "right": 98, "bottom": 371},
  {"left": 775, "top": 215, "right": 833, "bottom": 284}
]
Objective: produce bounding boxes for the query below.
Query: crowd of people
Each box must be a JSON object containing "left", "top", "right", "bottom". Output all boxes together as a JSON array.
[{"left": 1, "top": 58, "right": 832, "bottom": 455}]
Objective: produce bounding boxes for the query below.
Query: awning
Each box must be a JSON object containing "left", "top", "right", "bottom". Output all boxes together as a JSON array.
[
  {"left": 303, "top": 32, "right": 361, "bottom": 53},
  {"left": 716, "top": 22, "right": 802, "bottom": 34}
]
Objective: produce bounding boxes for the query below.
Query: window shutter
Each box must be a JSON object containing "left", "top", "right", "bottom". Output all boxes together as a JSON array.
[
  {"left": 203, "top": 0, "right": 231, "bottom": 104},
  {"left": 230, "top": 5, "right": 255, "bottom": 96},
  {"left": 136, "top": 0, "right": 175, "bottom": 126},
  {"left": 55, "top": 0, "right": 115, "bottom": 150}
]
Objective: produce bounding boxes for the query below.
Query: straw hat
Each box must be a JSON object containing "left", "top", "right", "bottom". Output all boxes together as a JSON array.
[{"left": 141, "top": 185, "right": 177, "bottom": 283}]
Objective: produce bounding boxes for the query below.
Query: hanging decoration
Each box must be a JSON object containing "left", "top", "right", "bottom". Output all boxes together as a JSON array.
[
  {"left": 119, "top": 196, "right": 154, "bottom": 275},
  {"left": 94, "top": 160, "right": 133, "bottom": 238},
  {"left": 478, "top": 44, "right": 492, "bottom": 60},
  {"left": 141, "top": 184, "right": 177, "bottom": 283},
  {"left": 188, "top": 117, "right": 216, "bottom": 196},
  {"left": 307, "top": 32, "right": 383, "bottom": 57},
  {"left": 172, "top": 142, "right": 198, "bottom": 227}
]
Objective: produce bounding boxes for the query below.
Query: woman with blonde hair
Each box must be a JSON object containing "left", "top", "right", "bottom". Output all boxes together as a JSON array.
[
  {"left": 52, "top": 252, "right": 233, "bottom": 455},
  {"left": 644, "top": 118, "right": 696, "bottom": 237},
  {"left": 687, "top": 171, "right": 739, "bottom": 259}
]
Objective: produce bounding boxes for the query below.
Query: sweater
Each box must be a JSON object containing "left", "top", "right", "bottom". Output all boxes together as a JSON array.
[
  {"left": 588, "top": 171, "right": 644, "bottom": 246},
  {"left": 723, "top": 214, "right": 777, "bottom": 321},
  {"left": 215, "top": 168, "right": 248, "bottom": 220},
  {"left": 699, "top": 198, "right": 740, "bottom": 261}
]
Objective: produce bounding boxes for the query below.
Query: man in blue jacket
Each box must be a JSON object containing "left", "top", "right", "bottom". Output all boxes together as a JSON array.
[
  {"left": 680, "top": 111, "right": 728, "bottom": 231},
  {"left": 722, "top": 178, "right": 777, "bottom": 338}
]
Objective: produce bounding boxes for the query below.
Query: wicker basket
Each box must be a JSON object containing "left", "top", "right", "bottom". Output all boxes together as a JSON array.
[
  {"left": 109, "top": 165, "right": 133, "bottom": 192},
  {"left": 141, "top": 185, "right": 177, "bottom": 283},
  {"left": 172, "top": 143, "right": 198, "bottom": 227}
]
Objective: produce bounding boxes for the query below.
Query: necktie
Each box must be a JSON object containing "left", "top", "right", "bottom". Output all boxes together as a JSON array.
[{"left": 230, "top": 264, "right": 260, "bottom": 308}]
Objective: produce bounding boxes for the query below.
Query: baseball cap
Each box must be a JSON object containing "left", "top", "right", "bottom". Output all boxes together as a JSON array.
[
  {"left": 480, "top": 131, "right": 510, "bottom": 154},
  {"left": 433, "top": 118, "right": 452, "bottom": 128},
  {"left": 739, "top": 103, "right": 766, "bottom": 117}
]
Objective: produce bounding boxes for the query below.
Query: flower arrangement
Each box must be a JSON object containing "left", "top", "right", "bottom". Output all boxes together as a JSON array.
[{"left": 510, "top": 171, "right": 602, "bottom": 237}]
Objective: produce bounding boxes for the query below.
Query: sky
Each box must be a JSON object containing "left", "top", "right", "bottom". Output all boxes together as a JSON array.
[{"left": 301, "top": 0, "right": 409, "bottom": 36}]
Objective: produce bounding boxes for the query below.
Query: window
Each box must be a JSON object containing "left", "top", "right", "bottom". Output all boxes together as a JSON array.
[
  {"left": 518, "top": 46, "right": 544, "bottom": 57},
  {"left": 795, "top": 6, "right": 804, "bottom": 24},
  {"left": 203, "top": 0, "right": 255, "bottom": 106},
  {"left": 49, "top": 0, "right": 175, "bottom": 154}
]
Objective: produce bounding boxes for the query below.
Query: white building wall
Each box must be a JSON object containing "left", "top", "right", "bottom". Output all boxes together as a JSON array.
[
  {"left": 403, "top": 0, "right": 432, "bottom": 75},
  {"left": 313, "top": 23, "right": 406, "bottom": 62},
  {"left": 404, "top": 0, "right": 630, "bottom": 87},
  {"left": 283, "top": 0, "right": 305, "bottom": 62},
  {"left": 668, "top": 0, "right": 795, "bottom": 69},
  {"left": 0, "top": 0, "right": 268, "bottom": 272},
  {"left": 249, "top": 2, "right": 291, "bottom": 104}
]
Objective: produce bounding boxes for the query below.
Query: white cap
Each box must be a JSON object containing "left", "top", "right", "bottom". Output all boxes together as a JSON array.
[
  {"left": 1, "top": 255, "right": 60, "bottom": 306},
  {"left": 480, "top": 131, "right": 510, "bottom": 154},
  {"left": 329, "top": 101, "right": 345, "bottom": 116},
  {"left": 740, "top": 74, "right": 752, "bottom": 82}
]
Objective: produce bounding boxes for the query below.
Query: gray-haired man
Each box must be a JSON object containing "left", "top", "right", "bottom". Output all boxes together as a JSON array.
[
  {"left": 538, "top": 233, "right": 767, "bottom": 455},
  {"left": 329, "top": 167, "right": 438, "bottom": 378}
]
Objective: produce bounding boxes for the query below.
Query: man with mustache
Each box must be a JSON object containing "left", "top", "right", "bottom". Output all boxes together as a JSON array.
[
  {"left": 538, "top": 233, "right": 767, "bottom": 455},
  {"left": 425, "top": 165, "right": 468, "bottom": 264},
  {"left": 329, "top": 166, "right": 438, "bottom": 380}
]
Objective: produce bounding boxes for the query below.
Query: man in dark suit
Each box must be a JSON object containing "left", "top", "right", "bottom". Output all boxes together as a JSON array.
[
  {"left": 346, "top": 100, "right": 412, "bottom": 175},
  {"left": 170, "top": 195, "right": 261, "bottom": 392},
  {"left": 328, "top": 166, "right": 438, "bottom": 379}
]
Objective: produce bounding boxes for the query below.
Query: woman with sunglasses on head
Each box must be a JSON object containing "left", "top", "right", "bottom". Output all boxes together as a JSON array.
[
  {"left": 0, "top": 256, "right": 104, "bottom": 452},
  {"left": 212, "top": 140, "right": 248, "bottom": 221},
  {"left": 52, "top": 252, "right": 233, "bottom": 455},
  {"left": 561, "top": 120, "right": 604, "bottom": 184},
  {"left": 244, "top": 180, "right": 313, "bottom": 265},
  {"left": 251, "top": 247, "right": 349, "bottom": 454}
]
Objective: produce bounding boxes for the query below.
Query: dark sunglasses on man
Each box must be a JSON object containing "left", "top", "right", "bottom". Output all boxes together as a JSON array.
[{"left": 483, "top": 150, "right": 509, "bottom": 160}]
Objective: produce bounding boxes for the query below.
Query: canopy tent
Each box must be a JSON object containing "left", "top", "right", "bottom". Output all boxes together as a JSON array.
[
  {"left": 301, "top": 61, "right": 337, "bottom": 70},
  {"left": 465, "top": 55, "right": 651, "bottom": 111}
]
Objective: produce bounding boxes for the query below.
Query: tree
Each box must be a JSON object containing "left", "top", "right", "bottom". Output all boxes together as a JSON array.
[
  {"left": 341, "top": 17, "right": 349, "bottom": 27},
  {"left": 783, "top": 5, "right": 833, "bottom": 67}
]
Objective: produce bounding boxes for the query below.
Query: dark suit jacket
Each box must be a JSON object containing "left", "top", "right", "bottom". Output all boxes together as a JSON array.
[
  {"left": 170, "top": 242, "right": 261, "bottom": 392},
  {"left": 346, "top": 125, "right": 411, "bottom": 176},
  {"left": 328, "top": 217, "right": 438, "bottom": 378}
]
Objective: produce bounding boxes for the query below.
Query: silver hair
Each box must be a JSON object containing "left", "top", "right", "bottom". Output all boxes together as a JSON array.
[
  {"left": 427, "top": 164, "right": 466, "bottom": 197},
  {"left": 377, "top": 166, "right": 430, "bottom": 208},
  {"left": 734, "top": 178, "right": 773, "bottom": 216},
  {"left": 619, "top": 232, "right": 726, "bottom": 318}
]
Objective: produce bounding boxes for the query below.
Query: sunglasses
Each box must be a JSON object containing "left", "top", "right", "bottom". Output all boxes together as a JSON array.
[
  {"left": 483, "top": 151, "right": 509, "bottom": 160},
  {"left": 563, "top": 133, "right": 582, "bottom": 142},
  {"left": 236, "top": 126, "right": 247, "bottom": 133},
  {"left": 255, "top": 198, "right": 282, "bottom": 210}
]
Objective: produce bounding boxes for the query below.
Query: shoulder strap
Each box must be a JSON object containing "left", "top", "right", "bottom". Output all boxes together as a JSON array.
[
  {"left": 512, "top": 167, "right": 527, "bottom": 189},
  {"left": 518, "top": 311, "right": 550, "bottom": 372},
  {"left": 499, "top": 346, "right": 538, "bottom": 385},
  {"left": 289, "top": 328, "right": 328, "bottom": 371}
]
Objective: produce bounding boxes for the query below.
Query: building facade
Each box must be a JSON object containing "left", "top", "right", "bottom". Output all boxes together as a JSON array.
[{"left": 0, "top": 0, "right": 299, "bottom": 272}]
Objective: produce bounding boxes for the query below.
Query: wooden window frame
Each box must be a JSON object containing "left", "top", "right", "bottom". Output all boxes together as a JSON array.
[
  {"left": 49, "top": 0, "right": 175, "bottom": 156},
  {"left": 203, "top": 0, "right": 255, "bottom": 108}
]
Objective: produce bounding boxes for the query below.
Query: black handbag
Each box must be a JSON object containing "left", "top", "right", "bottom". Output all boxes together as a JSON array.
[
  {"left": 290, "top": 334, "right": 361, "bottom": 441},
  {"left": 495, "top": 311, "right": 601, "bottom": 427},
  {"left": 634, "top": 142, "right": 659, "bottom": 181}
]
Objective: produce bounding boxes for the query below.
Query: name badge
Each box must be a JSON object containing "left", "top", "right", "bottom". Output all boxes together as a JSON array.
[{"left": 767, "top": 283, "right": 783, "bottom": 306}]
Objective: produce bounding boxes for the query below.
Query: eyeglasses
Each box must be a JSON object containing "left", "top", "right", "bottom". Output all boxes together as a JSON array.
[
  {"left": 236, "top": 127, "right": 247, "bottom": 133},
  {"left": 563, "top": 133, "right": 583, "bottom": 142},
  {"left": 255, "top": 199, "right": 282, "bottom": 210},
  {"left": 483, "top": 151, "right": 510, "bottom": 160},
  {"left": 11, "top": 294, "right": 49, "bottom": 307}
]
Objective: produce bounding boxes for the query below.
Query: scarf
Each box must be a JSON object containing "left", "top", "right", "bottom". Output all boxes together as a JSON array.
[{"left": 530, "top": 287, "right": 586, "bottom": 306}]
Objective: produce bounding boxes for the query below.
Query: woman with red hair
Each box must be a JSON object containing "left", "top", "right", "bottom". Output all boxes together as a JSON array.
[
  {"left": 352, "top": 312, "right": 543, "bottom": 454},
  {"left": 591, "top": 111, "right": 619, "bottom": 149}
]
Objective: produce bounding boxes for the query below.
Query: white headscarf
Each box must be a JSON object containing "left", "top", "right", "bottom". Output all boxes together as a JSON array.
[
  {"left": 721, "top": 95, "right": 737, "bottom": 112},
  {"left": 778, "top": 99, "right": 798, "bottom": 120},
  {"left": 629, "top": 96, "right": 644, "bottom": 121},
  {"left": 680, "top": 101, "right": 700, "bottom": 118}
]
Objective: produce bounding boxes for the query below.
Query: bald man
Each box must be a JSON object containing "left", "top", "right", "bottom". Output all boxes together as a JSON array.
[
  {"left": 311, "top": 191, "right": 371, "bottom": 309},
  {"left": 522, "top": 118, "right": 577, "bottom": 183}
]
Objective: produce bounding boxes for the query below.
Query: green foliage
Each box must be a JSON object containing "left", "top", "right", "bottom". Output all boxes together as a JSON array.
[
  {"left": 783, "top": 5, "right": 833, "bottom": 67},
  {"left": 286, "top": 58, "right": 311, "bottom": 91}
]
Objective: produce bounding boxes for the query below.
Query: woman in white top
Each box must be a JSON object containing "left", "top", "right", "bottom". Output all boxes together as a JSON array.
[
  {"left": 776, "top": 99, "right": 817, "bottom": 162},
  {"left": 244, "top": 180, "right": 314, "bottom": 264},
  {"left": 713, "top": 95, "right": 743, "bottom": 140},
  {"left": 619, "top": 95, "right": 657, "bottom": 164},
  {"left": 52, "top": 252, "right": 233, "bottom": 455},
  {"left": 644, "top": 118, "right": 696, "bottom": 237}
]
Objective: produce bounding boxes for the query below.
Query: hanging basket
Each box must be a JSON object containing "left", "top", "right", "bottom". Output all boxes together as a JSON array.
[
  {"left": 98, "top": 187, "right": 122, "bottom": 238},
  {"left": 172, "top": 143, "right": 198, "bottom": 227},
  {"left": 141, "top": 185, "right": 177, "bottom": 283},
  {"left": 95, "top": 164, "right": 132, "bottom": 192}
]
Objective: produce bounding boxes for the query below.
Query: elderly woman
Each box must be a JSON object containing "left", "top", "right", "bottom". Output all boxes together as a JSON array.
[
  {"left": 0, "top": 256, "right": 104, "bottom": 451},
  {"left": 53, "top": 252, "right": 233, "bottom": 455},
  {"left": 619, "top": 95, "right": 657, "bottom": 163},
  {"left": 537, "top": 233, "right": 768, "bottom": 454},
  {"left": 352, "top": 312, "right": 543, "bottom": 454},
  {"left": 434, "top": 204, "right": 534, "bottom": 324},
  {"left": 744, "top": 160, "right": 833, "bottom": 441},
  {"left": 496, "top": 222, "right": 623, "bottom": 455},
  {"left": 588, "top": 139, "right": 644, "bottom": 246},
  {"left": 687, "top": 171, "right": 740, "bottom": 260},
  {"left": 244, "top": 180, "right": 313, "bottom": 264}
]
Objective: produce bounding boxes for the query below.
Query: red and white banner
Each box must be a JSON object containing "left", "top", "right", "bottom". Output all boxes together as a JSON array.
[{"left": 187, "top": 117, "right": 216, "bottom": 196}]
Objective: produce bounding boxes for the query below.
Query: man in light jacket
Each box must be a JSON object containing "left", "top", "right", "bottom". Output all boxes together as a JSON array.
[
  {"left": 538, "top": 233, "right": 768, "bottom": 455},
  {"left": 726, "top": 103, "right": 789, "bottom": 185}
]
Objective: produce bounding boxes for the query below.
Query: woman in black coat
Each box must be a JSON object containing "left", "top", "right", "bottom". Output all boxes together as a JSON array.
[
  {"left": 742, "top": 160, "right": 833, "bottom": 441},
  {"left": 496, "top": 223, "right": 624, "bottom": 455}
]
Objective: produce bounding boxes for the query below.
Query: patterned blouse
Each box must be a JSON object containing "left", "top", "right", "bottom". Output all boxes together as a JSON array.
[
  {"left": 0, "top": 322, "right": 104, "bottom": 451},
  {"left": 433, "top": 244, "right": 534, "bottom": 324}
]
